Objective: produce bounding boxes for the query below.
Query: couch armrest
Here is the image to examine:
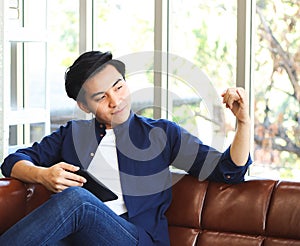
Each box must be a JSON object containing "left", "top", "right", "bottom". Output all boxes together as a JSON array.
[{"left": 0, "top": 178, "right": 51, "bottom": 235}]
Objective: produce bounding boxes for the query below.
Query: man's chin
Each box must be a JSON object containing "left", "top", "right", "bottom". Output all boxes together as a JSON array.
[{"left": 111, "top": 112, "right": 130, "bottom": 126}]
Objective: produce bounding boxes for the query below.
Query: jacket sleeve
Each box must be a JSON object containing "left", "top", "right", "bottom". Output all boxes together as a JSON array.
[
  {"left": 206, "top": 146, "right": 252, "bottom": 184},
  {"left": 1, "top": 121, "right": 72, "bottom": 177},
  {"left": 170, "top": 124, "right": 252, "bottom": 184}
]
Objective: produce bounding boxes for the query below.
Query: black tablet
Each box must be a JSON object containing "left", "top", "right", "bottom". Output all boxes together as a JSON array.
[{"left": 76, "top": 169, "right": 118, "bottom": 202}]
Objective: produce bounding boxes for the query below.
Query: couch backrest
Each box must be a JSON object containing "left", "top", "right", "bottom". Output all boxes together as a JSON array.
[
  {"left": 1, "top": 175, "right": 300, "bottom": 246},
  {"left": 166, "top": 174, "right": 300, "bottom": 246}
]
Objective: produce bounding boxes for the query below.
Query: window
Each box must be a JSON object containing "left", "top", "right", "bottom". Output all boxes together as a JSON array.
[
  {"left": 93, "top": 0, "right": 155, "bottom": 118},
  {"left": 47, "top": 0, "right": 80, "bottom": 132},
  {"left": 2, "top": 0, "right": 298, "bottom": 181},
  {"left": 47, "top": 0, "right": 156, "bottom": 129},
  {"left": 168, "top": 1, "right": 238, "bottom": 149},
  {"left": 251, "top": 0, "right": 300, "bottom": 180},
  {"left": 0, "top": 0, "right": 247, "bottom": 166},
  {"left": 7, "top": 0, "right": 49, "bottom": 153}
]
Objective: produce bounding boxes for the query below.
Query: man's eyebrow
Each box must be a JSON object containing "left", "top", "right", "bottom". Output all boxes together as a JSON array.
[
  {"left": 90, "top": 78, "right": 123, "bottom": 99},
  {"left": 112, "top": 78, "right": 123, "bottom": 88}
]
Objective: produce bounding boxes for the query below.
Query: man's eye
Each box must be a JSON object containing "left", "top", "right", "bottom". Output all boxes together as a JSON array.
[{"left": 95, "top": 96, "right": 105, "bottom": 102}]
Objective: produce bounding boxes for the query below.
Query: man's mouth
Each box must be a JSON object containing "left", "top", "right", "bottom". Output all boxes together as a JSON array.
[{"left": 112, "top": 105, "right": 126, "bottom": 115}]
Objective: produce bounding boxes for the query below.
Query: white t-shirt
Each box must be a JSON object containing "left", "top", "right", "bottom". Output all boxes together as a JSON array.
[{"left": 87, "top": 129, "right": 127, "bottom": 215}]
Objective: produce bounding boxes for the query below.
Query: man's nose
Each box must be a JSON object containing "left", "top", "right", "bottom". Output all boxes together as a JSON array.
[{"left": 108, "top": 92, "right": 120, "bottom": 107}]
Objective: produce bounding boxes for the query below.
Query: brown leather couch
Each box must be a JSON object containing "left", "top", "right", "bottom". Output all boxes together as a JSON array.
[{"left": 1, "top": 174, "right": 300, "bottom": 246}]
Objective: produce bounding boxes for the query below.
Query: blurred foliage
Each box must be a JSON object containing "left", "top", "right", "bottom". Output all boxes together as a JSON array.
[
  {"left": 254, "top": 0, "right": 300, "bottom": 173},
  {"left": 47, "top": 0, "right": 79, "bottom": 67}
]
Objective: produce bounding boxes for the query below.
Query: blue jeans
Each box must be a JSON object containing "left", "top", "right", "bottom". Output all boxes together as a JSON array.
[{"left": 0, "top": 187, "right": 139, "bottom": 246}]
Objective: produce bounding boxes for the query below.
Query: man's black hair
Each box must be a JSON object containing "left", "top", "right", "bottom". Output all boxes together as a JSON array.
[{"left": 65, "top": 51, "right": 126, "bottom": 101}]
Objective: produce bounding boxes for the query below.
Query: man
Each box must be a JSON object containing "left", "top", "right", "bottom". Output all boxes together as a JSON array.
[{"left": 0, "top": 51, "right": 252, "bottom": 245}]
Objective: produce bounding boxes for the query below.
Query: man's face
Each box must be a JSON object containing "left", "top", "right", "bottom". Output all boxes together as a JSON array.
[{"left": 79, "top": 64, "right": 131, "bottom": 129}]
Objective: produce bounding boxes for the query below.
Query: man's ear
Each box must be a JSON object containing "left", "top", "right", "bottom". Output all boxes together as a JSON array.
[{"left": 77, "top": 101, "right": 91, "bottom": 113}]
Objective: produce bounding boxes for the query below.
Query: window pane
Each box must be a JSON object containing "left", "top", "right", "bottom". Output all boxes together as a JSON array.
[
  {"left": 168, "top": 0, "right": 237, "bottom": 148},
  {"left": 9, "top": 125, "right": 18, "bottom": 146},
  {"left": 93, "top": 0, "right": 155, "bottom": 118},
  {"left": 23, "top": 0, "right": 47, "bottom": 29},
  {"left": 47, "top": 0, "right": 80, "bottom": 132},
  {"left": 10, "top": 43, "right": 22, "bottom": 110},
  {"left": 93, "top": 0, "right": 154, "bottom": 56},
  {"left": 252, "top": 0, "right": 300, "bottom": 180},
  {"left": 30, "top": 123, "right": 45, "bottom": 143},
  {"left": 24, "top": 42, "right": 46, "bottom": 108}
]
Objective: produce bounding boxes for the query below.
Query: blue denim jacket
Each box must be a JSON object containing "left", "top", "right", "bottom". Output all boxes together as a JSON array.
[{"left": 1, "top": 112, "right": 252, "bottom": 245}]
